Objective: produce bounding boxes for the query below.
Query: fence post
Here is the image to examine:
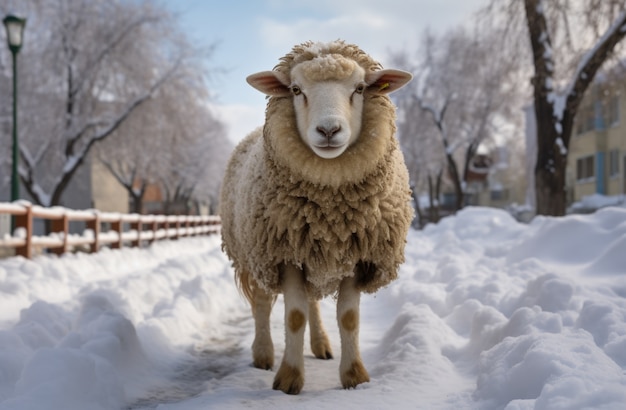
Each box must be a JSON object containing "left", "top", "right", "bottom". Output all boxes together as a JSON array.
[
  {"left": 130, "top": 220, "right": 141, "bottom": 248},
  {"left": 150, "top": 219, "right": 158, "bottom": 243},
  {"left": 111, "top": 220, "right": 122, "bottom": 249},
  {"left": 174, "top": 219, "right": 181, "bottom": 239},
  {"left": 86, "top": 213, "right": 100, "bottom": 253},
  {"left": 50, "top": 214, "right": 69, "bottom": 256},
  {"left": 184, "top": 217, "right": 190, "bottom": 237},
  {"left": 15, "top": 203, "right": 32, "bottom": 258}
]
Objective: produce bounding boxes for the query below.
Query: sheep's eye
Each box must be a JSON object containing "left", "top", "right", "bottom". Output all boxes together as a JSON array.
[
  {"left": 355, "top": 84, "right": 366, "bottom": 94},
  {"left": 291, "top": 86, "right": 301, "bottom": 96}
]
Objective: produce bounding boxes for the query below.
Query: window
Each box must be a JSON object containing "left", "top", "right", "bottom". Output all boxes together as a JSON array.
[
  {"left": 576, "top": 103, "right": 595, "bottom": 135},
  {"left": 609, "top": 149, "right": 620, "bottom": 178},
  {"left": 576, "top": 155, "right": 595, "bottom": 182},
  {"left": 575, "top": 92, "right": 620, "bottom": 134},
  {"left": 490, "top": 189, "right": 509, "bottom": 201}
]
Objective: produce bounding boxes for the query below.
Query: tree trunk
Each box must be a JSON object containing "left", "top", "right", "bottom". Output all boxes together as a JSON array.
[
  {"left": 445, "top": 151, "right": 464, "bottom": 211},
  {"left": 427, "top": 170, "right": 442, "bottom": 223},
  {"left": 131, "top": 193, "right": 143, "bottom": 214},
  {"left": 525, "top": 0, "right": 565, "bottom": 216},
  {"left": 410, "top": 185, "right": 424, "bottom": 229},
  {"left": 534, "top": 145, "right": 567, "bottom": 216},
  {"left": 533, "top": 84, "right": 571, "bottom": 216},
  {"left": 525, "top": 0, "right": 626, "bottom": 216}
]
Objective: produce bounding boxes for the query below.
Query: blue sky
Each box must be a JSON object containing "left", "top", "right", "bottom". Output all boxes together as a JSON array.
[{"left": 162, "top": 0, "right": 488, "bottom": 143}]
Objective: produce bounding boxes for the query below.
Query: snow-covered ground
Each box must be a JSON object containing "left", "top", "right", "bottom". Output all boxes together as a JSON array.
[
  {"left": 568, "top": 193, "right": 626, "bottom": 214},
  {"left": 1, "top": 206, "right": 625, "bottom": 410}
]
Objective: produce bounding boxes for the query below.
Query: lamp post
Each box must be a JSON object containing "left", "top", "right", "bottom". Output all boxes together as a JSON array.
[{"left": 3, "top": 14, "right": 26, "bottom": 232}]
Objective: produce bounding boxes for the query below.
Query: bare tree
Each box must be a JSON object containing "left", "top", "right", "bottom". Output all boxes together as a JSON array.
[
  {"left": 484, "top": 0, "right": 626, "bottom": 216},
  {"left": 96, "top": 71, "right": 231, "bottom": 215},
  {"left": 413, "top": 93, "right": 465, "bottom": 211},
  {"left": 94, "top": 99, "right": 162, "bottom": 214},
  {"left": 0, "top": 0, "right": 199, "bottom": 208},
  {"left": 393, "top": 50, "right": 445, "bottom": 226},
  {"left": 150, "top": 75, "right": 230, "bottom": 215},
  {"left": 394, "top": 26, "right": 520, "bottom": 222},
  {"left": 156, "top": 112, "right": 229, "bottom": 215}
]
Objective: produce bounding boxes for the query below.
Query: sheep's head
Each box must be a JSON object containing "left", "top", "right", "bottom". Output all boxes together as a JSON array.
[{"left": 247, "top": 46, "right": 412, "bottom": 159}]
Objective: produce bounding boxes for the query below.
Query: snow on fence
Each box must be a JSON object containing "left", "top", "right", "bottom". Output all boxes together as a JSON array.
[{"left": 0, "top": 201, "right": 221, "bottom": 259}]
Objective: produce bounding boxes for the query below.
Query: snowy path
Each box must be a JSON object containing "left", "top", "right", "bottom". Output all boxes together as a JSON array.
[
  {"left": 129, "top": 319, "right": 246, "bottom": 409},
  {"left": 1, "top": 207, "right": 626, "bottom": 409}
]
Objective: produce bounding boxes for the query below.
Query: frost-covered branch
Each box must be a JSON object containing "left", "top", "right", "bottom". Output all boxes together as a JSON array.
[
  {"left": 72, "top": 14, "right": 165, "bottom": 101},
  {"left": 562, "top": 9, "right": 626, "bottom": 120},
  {"left": 413, "top": 94, "right": 452, "bottom": 146},
  {"left": 50, "top": 59, "right": 182, "bottom": 205},
  {"left": 413, "top": 93, "right": 464, "bottom": 210},
  {"left": 9, "top": 0, "right": 211, "bottom": 210}
]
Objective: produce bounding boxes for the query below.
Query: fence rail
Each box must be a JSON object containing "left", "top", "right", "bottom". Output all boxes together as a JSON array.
[{"left": 0, "top": 201, "right": 221, "bottom": 259}]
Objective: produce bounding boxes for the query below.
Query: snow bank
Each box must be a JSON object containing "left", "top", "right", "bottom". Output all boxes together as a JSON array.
[
  {"left": 568, "top": 193, "right": 626, "bottom": 214},
  {"left": 373, "top": 207, "right": 626, "bottom": 409},
  {"left": 0, "top": 236, "right": 246, "bottom": 410},
  {"left": 1, "top": 207, "right": 625, "bottom": 409}
]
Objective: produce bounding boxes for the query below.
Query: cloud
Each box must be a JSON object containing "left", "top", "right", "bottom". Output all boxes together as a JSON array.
[
  {"left": 257, "top": 0, "right": 485, "bottom": 68},
  {"left": 259, "top": 12, "right": 416, "bottom": 66}
]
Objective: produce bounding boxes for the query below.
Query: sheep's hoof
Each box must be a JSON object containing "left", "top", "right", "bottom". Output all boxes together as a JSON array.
[
  {"left": 341, "top": 360, "right": 370, "bottom": 389},
  {"left": 252, "top": 346, "right": 274, "bottom": 370},
  {"left": 311, "top": 338, "right": 333, "bottom": 360},
  {"left": 253, "top": 356, "right": 274, "bottom": 370},
  {"left": 273, "top": 362, "right": 304, "bottom": 395},
  {"left": 252, "top": 338, "right": 274, "bottom": 370}
]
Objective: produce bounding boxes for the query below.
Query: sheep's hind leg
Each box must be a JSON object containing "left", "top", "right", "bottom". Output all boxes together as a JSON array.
[
  {"left": 252, "top": 286, "right": 275, "bottom": 370},
  {"left": 273, "top": 264, "right": 308, "bottom": 394},
  {"left": 337, "top": 275, "right": 370, "bottom": 389},
  {"left": 309, "top": 300, "right": 333, "bottom": 359}
]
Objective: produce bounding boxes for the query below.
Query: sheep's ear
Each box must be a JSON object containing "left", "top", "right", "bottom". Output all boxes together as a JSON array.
[
  {"left": 366, "top": 69, "right": 413, "bottom": 95},
  {"left": 246, "top": 71, "right": 291, "bottom": 97}
]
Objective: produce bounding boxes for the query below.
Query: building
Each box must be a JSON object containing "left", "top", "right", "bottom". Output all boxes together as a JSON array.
[
  {"left": 90, "top": 159, "right": 129, "bottom": 213},
  {"left": 568, "top": 76, "right": 626, "bottom": 203},
  {"left": 465, "top": 146, "right": 528, "bottom": 210}
]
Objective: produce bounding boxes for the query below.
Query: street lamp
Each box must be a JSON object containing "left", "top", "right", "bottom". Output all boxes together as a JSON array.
[
  {"left": 3, "top": 14, "right": 26, "bottom": 234},
  {"left": 4, "top": 14, "right": 26, "bottom": 204}
]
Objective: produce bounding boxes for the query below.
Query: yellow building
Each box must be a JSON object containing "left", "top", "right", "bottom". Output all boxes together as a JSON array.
[
  {"left": 568, "top": 78, "right": 626, "bottom": 202},
  {"left": 90, "top": 158, "right": 129, "bottom": 213}
]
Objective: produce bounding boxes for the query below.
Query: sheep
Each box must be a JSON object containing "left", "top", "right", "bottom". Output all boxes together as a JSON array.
[{"left": 219, "top": 40, "right": 413, "bottom": 395}]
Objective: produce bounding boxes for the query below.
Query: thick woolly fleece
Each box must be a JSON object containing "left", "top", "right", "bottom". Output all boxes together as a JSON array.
[{"left": 220, "top": 41, "right": 413, "bottom": 299}]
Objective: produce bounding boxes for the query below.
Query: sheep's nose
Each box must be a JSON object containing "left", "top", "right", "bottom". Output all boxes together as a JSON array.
[{"left": 316, "top": 124, "right": 341, "bottom": 139}]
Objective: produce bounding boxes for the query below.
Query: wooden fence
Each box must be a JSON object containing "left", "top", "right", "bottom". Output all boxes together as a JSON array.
[{"left": 0, "top": 201, "right": 221, "bottom": 259}]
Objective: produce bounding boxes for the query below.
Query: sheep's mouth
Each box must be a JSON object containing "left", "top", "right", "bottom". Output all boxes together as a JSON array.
[
  {"left": 311, "top": 143, "right": 349, "bottom": 159},
  {"left": 314, "top": 143, "right": 346, "bottom": 150}
]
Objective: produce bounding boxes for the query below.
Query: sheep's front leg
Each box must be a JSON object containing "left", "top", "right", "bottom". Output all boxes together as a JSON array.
[
  {"left": 252, "top": 286, "right": 275, "bottom": 370},
  {"left": 309, "top": 300, "right": 333, "bottom": 360},
  {"left": 273, "top": 264, "right": 308, "bottom": 394},
  {"left": 337, "top": 275, "right": 370, "bottom": 389}
]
